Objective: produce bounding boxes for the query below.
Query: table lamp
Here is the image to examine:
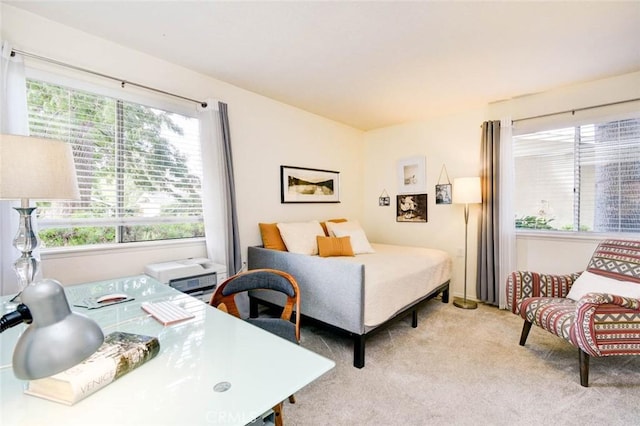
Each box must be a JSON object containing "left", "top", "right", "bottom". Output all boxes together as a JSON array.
[
  {"left": 0, "top": 135, "right": 103, "bottom": 379},
  {"left": 0, "top": 134, "right": 80, "bottom": 291},
  {"left": 452, "top": 177, "right": 482, "bottom": 310}
]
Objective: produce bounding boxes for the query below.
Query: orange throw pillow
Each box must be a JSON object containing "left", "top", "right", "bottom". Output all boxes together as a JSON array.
[
  {"left": 317, "top": 236, "right": 355, "bottom": 257},
  {"left": 259, "top": 223, "right": 287, "bottom": 251}
]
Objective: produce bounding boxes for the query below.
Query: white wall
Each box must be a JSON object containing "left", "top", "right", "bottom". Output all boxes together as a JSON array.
[
  {"left": 362, "top": 108, "right": 489, "bottom": 300},
  {"left": 0, "top": 4, "right": 363, "bottom": 287}
]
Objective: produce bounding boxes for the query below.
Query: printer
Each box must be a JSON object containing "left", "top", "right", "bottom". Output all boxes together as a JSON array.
[{"left": 145, "top": 258, "right": 227, "bottom": 302}]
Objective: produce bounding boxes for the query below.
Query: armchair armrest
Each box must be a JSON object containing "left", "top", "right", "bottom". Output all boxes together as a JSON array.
[
  {"left": 506, "top": 271, "right": 582, "bottom": 315},
  {"left": 573, "top": 293, "right": 640, "bottom": 357}
]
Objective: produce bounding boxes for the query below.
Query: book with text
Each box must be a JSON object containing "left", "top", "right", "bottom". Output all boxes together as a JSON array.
[{"left": 25, "top": 331, "right": 160, "bottom": 405}]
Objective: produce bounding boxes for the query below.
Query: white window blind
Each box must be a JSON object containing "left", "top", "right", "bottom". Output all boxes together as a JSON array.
[
  {"left": 513, "top": 117, "right": 640, "bottom": 233},
  {"left": 26, "top": 79, "right": 204, "bottom": 247}
]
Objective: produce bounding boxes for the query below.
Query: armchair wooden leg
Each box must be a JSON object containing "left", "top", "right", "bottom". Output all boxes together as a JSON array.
[
  {"left": 519, "top": 320, "right": 532, "bottom": 346},
  {"left": 579, "top": 349, "right": 590, "bottom": 387}
]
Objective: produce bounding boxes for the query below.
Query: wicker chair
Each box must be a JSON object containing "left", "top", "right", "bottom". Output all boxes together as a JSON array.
[{"left": 506, "top": 239, "right": 640, "bottom": 387}]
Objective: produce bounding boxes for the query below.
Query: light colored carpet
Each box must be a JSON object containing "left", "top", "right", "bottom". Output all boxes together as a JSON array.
[{"left": 285, "top": 300, "right": 640, "bottom": 425}]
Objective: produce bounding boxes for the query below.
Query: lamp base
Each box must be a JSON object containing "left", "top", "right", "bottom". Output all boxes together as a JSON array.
[{"left": 453, "top": 297, "right": 478, "bottom": 310}]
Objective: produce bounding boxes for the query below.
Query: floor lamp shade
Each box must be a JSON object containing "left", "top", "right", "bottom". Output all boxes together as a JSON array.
[
  {"left": 452, "top": 177, "right": 481, "bottom": 205},
  {"left": 0, "top": 134, "right": 80, "bottom": 289},
  {"left": 452, "top": 176, "right": 481, "bottom": 310}
]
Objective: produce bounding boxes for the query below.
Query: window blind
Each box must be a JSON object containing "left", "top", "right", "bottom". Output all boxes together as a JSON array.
[
  {"left": 513, "top": 117, "right": 640, "bottom": 233},
  {"left": 26, "top": 79, "right": 204, "bottom": 246}
]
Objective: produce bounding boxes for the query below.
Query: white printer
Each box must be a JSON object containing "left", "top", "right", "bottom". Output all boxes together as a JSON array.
[{"left": 145, "top": 258, "right": 227, "bottom": 302}]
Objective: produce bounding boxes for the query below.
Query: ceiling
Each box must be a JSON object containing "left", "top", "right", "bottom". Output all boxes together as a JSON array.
[{"left": 5, "top": 1, "right": 640, "bottom": 130}]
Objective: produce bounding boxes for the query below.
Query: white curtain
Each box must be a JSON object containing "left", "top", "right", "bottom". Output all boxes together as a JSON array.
[
  {"left": 498, "top": 117, "right": 516, "bottom": 309},
  {"left": 197, "top": 100, "right": 229, "bottom": 270},
  {"left": 0, "top": 41, "right": 29, "bottom": 295}
]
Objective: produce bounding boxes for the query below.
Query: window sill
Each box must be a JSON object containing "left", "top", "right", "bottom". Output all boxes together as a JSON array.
[
  {"left": 516, "top": 230, "right": 640, "bottom": 243},
  {"left": 40, "top": 238, "right": 206, "bottom": 260}
]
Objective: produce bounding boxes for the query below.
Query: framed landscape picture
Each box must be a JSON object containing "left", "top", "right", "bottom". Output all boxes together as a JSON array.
[
  {"left": 280, "top": 165, "right": 340, "bottom": 203},
  {"left": 396, "top": 193, "right": 428, "bottom": 222}
]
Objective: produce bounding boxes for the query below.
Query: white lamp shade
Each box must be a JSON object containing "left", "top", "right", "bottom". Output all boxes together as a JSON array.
[
  {"left": 0, "top": 134, "right": 80, "bottom": 201},
  {"left": 453, "top": 177, "right": 482, "bottom": 204}
]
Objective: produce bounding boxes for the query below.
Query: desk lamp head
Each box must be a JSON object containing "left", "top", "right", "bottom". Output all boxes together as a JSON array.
[{"left": 10, "top": 279, "right": 104, "bottom": 380}]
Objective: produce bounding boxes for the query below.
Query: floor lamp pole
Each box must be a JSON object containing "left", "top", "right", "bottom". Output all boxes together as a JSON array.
[{"left": 454, "top": 203, "right": 477, "bottom": 310}]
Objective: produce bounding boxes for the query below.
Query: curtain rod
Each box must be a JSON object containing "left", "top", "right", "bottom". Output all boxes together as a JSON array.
[
  {"left": 512, "top": 97, "right": 640, "bottom": 124},
  {"left": 11, "top": 48, "right": 208, "bottom": 108}
]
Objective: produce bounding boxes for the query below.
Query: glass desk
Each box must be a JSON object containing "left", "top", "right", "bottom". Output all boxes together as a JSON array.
[{"left": 0, "top": 275, "right": 334, "bottom": 425}]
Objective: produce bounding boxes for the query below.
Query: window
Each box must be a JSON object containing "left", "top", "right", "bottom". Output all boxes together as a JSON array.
[
  {"left": 26, "top": 79, "right": 204, "bottom": 248},
  {"left": 513, "top": 117, "right": 640, "bottom": 234}
]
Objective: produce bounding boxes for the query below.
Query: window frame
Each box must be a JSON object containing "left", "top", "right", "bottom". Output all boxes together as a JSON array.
[
  {"left": 24, "top": 65, "right": 206, "bottom": 255},
  {"left": 512, "top": 109, "right": 640, "bottom": 239}
]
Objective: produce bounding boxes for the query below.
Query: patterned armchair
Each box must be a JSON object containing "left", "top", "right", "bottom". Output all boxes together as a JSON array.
[{"left": 506, "top": 239, "right": 640, "bottom": 387}]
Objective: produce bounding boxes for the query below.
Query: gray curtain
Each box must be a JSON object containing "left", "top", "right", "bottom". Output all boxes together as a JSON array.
[
  {"left": 218, "top": 102, "right": 242, "bottom": 275},
  {"left": 476, "top": 120, "right": 501, "bottom": 305}
]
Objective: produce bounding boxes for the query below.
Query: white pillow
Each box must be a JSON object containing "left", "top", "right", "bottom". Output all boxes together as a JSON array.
[
  {"left": 566, "top": 270, "right": 640, "bottom": 301},
  {"left": 325, "top": 220, "right": 375, "bottom": 254},
  {"left": 276, "top": 221, "right": 325, "bottom": 255}
]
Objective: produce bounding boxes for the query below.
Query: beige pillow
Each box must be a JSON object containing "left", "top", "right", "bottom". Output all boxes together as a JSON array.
[
  {"left": 320, "top": 218, "right": 348, "bottom": 236},
  {"left": 258, "top": 223, "right": 287, "bottom": 251},
  {"left": 276, "top": 220, "right": 325, "bottom": 255},
  {"left": 317, "top": 236, "right": 355, "bottom": 257},
  {"left": 325, "top": 220, "right": 375, "bottom": 254}
]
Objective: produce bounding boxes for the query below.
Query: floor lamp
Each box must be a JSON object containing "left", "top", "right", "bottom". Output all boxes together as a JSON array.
[{"left": 452, "top": 177, "right": 482, "bottom": 310}]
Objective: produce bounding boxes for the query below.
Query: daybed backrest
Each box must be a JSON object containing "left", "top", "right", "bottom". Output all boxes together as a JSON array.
[{"left": 587, "top": 239, "right": 640, "bottom": 283}]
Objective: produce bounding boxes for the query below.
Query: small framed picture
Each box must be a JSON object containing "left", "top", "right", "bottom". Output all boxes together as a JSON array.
[
  {"left": 396, "top": 194, "right": 428, "bottom": 222},
  {"left": 280, "top": 165, "right": 340, "bottom": 203},
  {"left": 435, "top": 183, "right": 452, "bottom": 205},
  {"left": 379, "top": 196, "right": 390, "bottom": 206}
]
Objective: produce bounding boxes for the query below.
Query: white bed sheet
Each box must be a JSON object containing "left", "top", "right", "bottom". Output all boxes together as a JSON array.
[{"left": 337, "top": 243, "right": 452, "bottom": 327}]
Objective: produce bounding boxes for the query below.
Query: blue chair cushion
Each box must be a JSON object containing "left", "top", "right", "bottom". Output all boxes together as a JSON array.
[{"left": 246, "top": 318, "right": 297, "bottom": 344}]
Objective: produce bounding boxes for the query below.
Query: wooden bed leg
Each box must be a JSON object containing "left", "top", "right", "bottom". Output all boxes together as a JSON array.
[
  {"left": 411, "top": 309, "right": 418, "bottom": 328},
  {"left": 441, "top": 287, "right": 449, "bottom": 304},
  {"left": 354, "top": 335, "right": 365, "bottom": 368}
]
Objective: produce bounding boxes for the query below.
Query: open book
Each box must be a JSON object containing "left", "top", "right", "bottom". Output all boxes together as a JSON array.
[{"left": 25, "top": 331, "right": 160, "bottom": 405}]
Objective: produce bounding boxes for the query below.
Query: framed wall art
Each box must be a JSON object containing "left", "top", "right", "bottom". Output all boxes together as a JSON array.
[
  {"left": 378, "top": 189, "right": 390, "bottom": 206},
  {"left": 396, "top": 193, "right": 428, "bottom": 222},
  {"left": 280, "top": 165, "right": 340, "bottom": 203},
  {"left": 435, "top": 184, "right": 452, "bottom": 204},
  {"left": 397, "top": 156, "right": 426, "bottom": 194},
  {"left": 435, "top": 164, "right": 452, "bottom": 204}
]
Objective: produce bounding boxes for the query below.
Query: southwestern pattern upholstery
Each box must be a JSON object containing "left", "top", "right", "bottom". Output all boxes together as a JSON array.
[{"left": 506, "top": 239, "right": 640, "bottom": 387}]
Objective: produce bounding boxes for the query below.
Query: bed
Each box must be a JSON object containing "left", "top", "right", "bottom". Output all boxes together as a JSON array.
[{"left": 247, "top": 243, "right": 452, "bottom": 368}]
